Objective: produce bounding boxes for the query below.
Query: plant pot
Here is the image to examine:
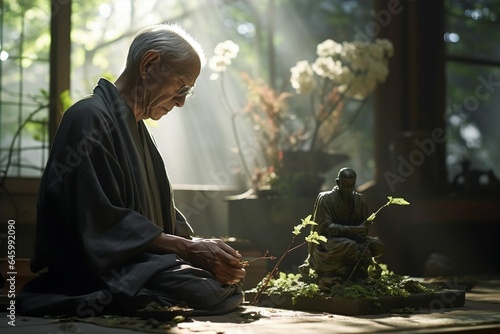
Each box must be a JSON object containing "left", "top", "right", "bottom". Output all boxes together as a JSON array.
[{"left": 244, "top": 289, "right": 465, "bottom": 315}]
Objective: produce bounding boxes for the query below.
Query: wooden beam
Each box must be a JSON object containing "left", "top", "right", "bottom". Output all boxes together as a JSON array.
[{"left": 49, "top": 0, "right": 71, "bottom": 145}]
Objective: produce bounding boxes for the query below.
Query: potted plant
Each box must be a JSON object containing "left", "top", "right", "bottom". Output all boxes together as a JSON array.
[
  {"left": 209, "top": 38, "right": 393, "bottom": 196},
  {"left": 243, "top": 197, "right": 466, "bottom": 316}
]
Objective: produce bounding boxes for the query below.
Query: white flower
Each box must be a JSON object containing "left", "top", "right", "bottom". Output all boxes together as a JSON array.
[
  {"left": 290, "top": 60, "right": 316, "bottom": 94},
  {"left": 368, "top": 43, "right": 385, "bottom": 61},
  {"left": 339, "top": 42, "right": 353, "bottom": 60},
  {"left": 312, "top": 57, "right": 342, "bottom": 80},
  {"left": 214, "top": 40, "right": 240, "bottom": 59},
  {"left": 376, "top": 38, "right": 394, "bottom": 58},
  {"left": 336, "top": 66, "right": 354, "bottom": 86},
  {"left": 209, "top": 40, "right": 240, "bottom": 77},
  {"left": 316, "top": 39, "right": 342, "bottom": 57},
  {"left": 291, "top": 38, "right": 393, "bottom": 97},
  {"left": 209, "top": 54, "right": 232, "bottom": 73},
  {"left": 368, "top": 61, "right": 389, "bottom": 82},
  {"left": 349, "top": 54, "right": 369, "bottom": 72}
]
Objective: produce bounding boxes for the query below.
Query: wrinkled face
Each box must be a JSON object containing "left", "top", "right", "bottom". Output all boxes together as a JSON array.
[
  {"left": 338, "top": 176, "right": 356, "bottom": 196},
  {"left": 139, "top": 55, "right": 201, "bottom": 121}
]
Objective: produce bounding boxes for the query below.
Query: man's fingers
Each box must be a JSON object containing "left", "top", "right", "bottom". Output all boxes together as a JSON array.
[
  {"left": 214, "top": 239, "right": 241, "bottom": 258},
  {"left": 216, "top": 268, "right": 246, "bottom": 285},
  {"left": 211, "top": 240, "right": 243, "bottom": 267}
]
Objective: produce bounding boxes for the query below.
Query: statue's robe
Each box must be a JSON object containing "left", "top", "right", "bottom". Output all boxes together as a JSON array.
[
  {"left": 305, "top": 187, "right": 383, "bottom": 276},
  {"left": 16, "top": 78, "right": 242, "bottom": 317}
]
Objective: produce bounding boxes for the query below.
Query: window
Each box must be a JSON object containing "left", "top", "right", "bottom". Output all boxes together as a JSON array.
[
  {"left": 0, "top": 0, "right": 51, "bottom": 178},
  {"left": 445, "top": 0, "right": 500, "bottom": 186}
]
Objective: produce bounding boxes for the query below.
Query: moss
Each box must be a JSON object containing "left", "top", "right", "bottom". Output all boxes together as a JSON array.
[{"left": 250, "top": 264, "right": 433, "bottom": 305}]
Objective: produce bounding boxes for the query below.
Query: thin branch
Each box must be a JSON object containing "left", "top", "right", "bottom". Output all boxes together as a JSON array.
[
  {"left": 0, "top": 103, "right": 48, "bottom": 220},
  {"left": 344, "top": 239, "right": 371, "bottom": 285},
  {"left": 241, "top": 250, "right": 277, "bottom": 267},
  {"left": 0, "top": 104, "right": 48, "bottom": 186},
  {"left": 251, "top": 235, "right": 305, "bottom": 305},
  {"left": 321, "top": 98, "right": 368, "bottom": 147}
]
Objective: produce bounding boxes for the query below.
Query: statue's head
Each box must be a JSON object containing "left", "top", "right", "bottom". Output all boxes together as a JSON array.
[{"left": 336, "top": 167, "right": 357, "bottom": 196}]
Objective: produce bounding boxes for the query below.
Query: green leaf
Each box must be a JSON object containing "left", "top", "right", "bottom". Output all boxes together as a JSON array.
[
  {"left": 308, "top": 268, "right": 318, "bottom": 278},
  {"left": 366, "top": 213, "right": 376, "bottom": 222},
  {"left": 301, "top": 214, "right": 317, "bottom": 227},
  {"left": 388, "top": 197, "right": 410, "bottom": 205},
  {"left": 305, "top": 231, "right": 326, "bottom": 244},
  {"left": 292, "top": 224, "right": 303, "bottom": 235}
]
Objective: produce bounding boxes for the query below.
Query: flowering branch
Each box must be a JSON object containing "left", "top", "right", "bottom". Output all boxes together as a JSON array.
[
  {"left": 209, "top": 38, "right": 394, "bottom": 190},
  {"left": 209, "top": 41, "right": 258, "bottom": 190},
  {"left": 290, "top": 38, "right": 394, "bottom": 152}
]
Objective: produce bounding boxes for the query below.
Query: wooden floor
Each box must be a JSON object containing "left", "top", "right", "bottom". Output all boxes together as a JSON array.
[{"left": 2, "top": 278, "right": 500, "bottom": 334}]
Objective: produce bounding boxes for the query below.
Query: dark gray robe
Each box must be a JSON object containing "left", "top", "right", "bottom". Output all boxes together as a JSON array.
[{"left": 17, "top": 78, "right": 242, "bottom": 317}]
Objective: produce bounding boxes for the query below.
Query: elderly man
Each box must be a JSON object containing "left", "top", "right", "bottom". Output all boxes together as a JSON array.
[
  {"left": 301, "top": 167, "right": 384, "bottom": 282},
  {"left": 17, "top": 24, "right": 245, "bottom": 317}
]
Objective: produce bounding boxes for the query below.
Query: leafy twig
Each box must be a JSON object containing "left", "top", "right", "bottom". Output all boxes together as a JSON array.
[
  {"left": 366, "top": 196, "right": 410, "bottom": 223},
  {"left": 344, "top": 196, "right": 410, "bottom": 285},
  {"left": 251, "top": 215, "right": 325, "bottom": 305}
]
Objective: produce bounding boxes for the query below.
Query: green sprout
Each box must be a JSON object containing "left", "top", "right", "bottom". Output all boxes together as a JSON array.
[
  {"left": 251, "top": 214, "right": 325, "bottom": 305},
  {"left": 366, "top": 197, "right": 411, "bottom": 222}
]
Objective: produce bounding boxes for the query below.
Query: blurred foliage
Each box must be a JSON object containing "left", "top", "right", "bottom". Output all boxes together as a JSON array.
[
  {"left": 444, "top": 0, "right": 500, "bottom": 180},
  {"left": 446, "top": 0, "right": 500, "bottom": 60},
  {"left": 1, "top": 0, "right": 51, "bottom": 60}
]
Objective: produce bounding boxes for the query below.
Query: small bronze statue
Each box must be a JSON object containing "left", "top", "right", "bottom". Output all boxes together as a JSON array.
[{"left": 300, "top": 167, "right": 384, "bottom": 287}]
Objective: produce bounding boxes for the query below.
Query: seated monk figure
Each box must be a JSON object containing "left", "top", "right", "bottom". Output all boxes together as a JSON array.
[{"left": 300, "top": 167, "right": 384, "bottom": 283}]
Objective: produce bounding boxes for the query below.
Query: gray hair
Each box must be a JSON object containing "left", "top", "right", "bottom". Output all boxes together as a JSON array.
[{"left": 124, "top": 23, "right": 206, "bottom": 72}]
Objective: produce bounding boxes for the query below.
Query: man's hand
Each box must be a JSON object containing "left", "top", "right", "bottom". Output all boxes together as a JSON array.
[
  {"left": 149, "top": 233, "right": 246, "bottom": 285},
  {"left": 182, "top": 238, "right": 246, "bottom": 285}
]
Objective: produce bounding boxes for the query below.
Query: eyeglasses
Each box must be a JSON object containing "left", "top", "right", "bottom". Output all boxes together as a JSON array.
[{"left": 162, "top": 61, "right": 195, "bottom": 98}]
